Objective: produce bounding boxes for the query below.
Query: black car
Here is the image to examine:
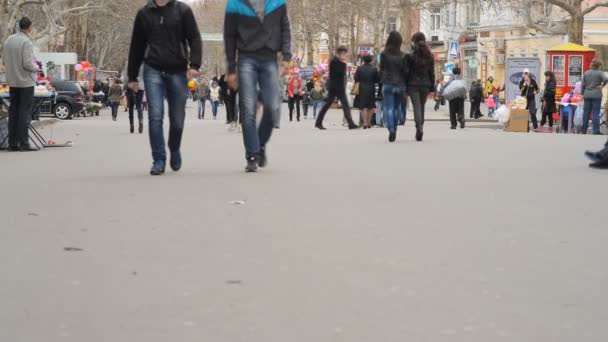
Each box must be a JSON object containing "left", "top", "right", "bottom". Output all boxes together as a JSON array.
[{"left": 39, "top": 81, "right": 85, "bottom": 120}]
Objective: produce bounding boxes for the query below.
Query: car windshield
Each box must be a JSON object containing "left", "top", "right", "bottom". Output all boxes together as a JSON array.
[{"left": 53, "top": 82, "right": 81, "bottom": 92}]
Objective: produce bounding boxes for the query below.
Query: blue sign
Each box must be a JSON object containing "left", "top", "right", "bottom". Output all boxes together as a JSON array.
[
  {"left": 445, "top": 62, "right": 455, "bottom": 73},
  {"left": 448, "top": 41, "right": 459, "bottom": 59}
]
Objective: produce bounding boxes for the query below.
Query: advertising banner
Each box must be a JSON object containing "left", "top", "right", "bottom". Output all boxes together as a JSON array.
[{"left": 505, "top": 57, "right": 541, "bottom": 105}]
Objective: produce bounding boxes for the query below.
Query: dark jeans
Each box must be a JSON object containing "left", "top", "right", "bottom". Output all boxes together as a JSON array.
[
  {"left": 288, "top": 95, "right": 301, "bottom": 121},
  {"left": 226, "top": 97, "right": 237, "bottom": 123},
  {"left": 111, "top": 102, "right": 120, "bottom": 119},
  {"left": 383, "top": 83, "right": 405, "bottom": 133},
  {"left": 527, "top": 96, "right": 538, "bottom": 129},
  {"left": 8, "top": 86, "right": 34, "bottom": 147},
  {"left": 449, "top": 97, "right": 465, "bottom": 127},
  {"left": 315, "top": 89, "right": 356, "bottom": 127},
  {"left": 303, "top": 103, "right": 309, "bottom": 117},
  {"left": 127, "top": 89, "right": 144, "bottom": 125},
  {"left": 583, "top": 98, "right": 602, "bottom": 134},
  {"left": 470, "top": 99, "right": 481, "bottom": 118},
  {"left": 408, "top": 87, "right": 429, "bottom": 131},
  {"left": 541, "top": 110, "right": 554, "bottom": 127},
  {"left": 143, "top": 64, "right": 188, "bottom": 162},
  {"left": 238, "top": 56, "right": 280, "bottom": 160},
  {"left": 211, "top": 100, "right": 219, "bottom": 118}
]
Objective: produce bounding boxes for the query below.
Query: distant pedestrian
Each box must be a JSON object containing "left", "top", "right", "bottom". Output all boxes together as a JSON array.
[
  {"left": 519, "top": 69, "right": 540, "bottom": 130},
  {"left": 440, "top": 67, "right": 467, "bottom": 129},
  {"left": 469, "top": 79, "right": 484, "bottom": 119},
  {"left": 581, "top": 58, "right": 608, "bottom": 134},
  {"left": 310, "top": 81, "right": 324, "bottom": 120},
  {"left": 109, "top": 79, "right": 123, "bottom": 121},
  {"left": 209, "top": 81, "right": 221, "bottom": 119},
  {"left": 434, "top": 78, "right": 445, "bottom": 111},
  {"left": 486, "top": 94, "right": 496, "bottom": 117},
  {"left": 379, "top": 31, "right": 406, "bottom": 142},
  {"left": 224, "top": 0, "right": 292, "bottom": 172},
  {"left": 126, "top": 66, "right": 145, "bottom": 133},
  {"left": 195, "top": 78, "right": 210, "bottom": 119},
  {"left": 355, "top": 55, "right": 379, "bottom": 129},
  {"left": 288, "top": 73, "right": 303, "bottom": 121},
  {"left": 302, "top": 79, "right": 313, "bottom": 119},
  {"left": 539, "top": 71, "right": 557, "bottom": 133},
  {"left": 2, "top": 16, "right": 39, "bottom": 152},
  {"left": 315, "top": 46, "right": 359, "bottom": 130},
  {"left": 127, "top": 0, "right": 202, "bottom": 175},
  {"left": 404, "top": 32, "right": 435, "bottom": 142}
]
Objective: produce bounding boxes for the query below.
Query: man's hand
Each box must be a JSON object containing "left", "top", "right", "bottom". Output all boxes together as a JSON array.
[
  {"left": 187, "top": 68, "right": 200, "bottom": 80},
  {"left": 281, "top": 61, "right": 290, "bottom": 76},
  {"left": 128, "top": 81, "right": 139, "bottom": 92},
  {"left": 227, "top": 73, "right": 238, "bottom": 90}
]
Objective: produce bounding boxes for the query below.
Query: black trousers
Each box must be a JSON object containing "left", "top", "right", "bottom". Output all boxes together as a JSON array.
[
  {"left": 541, "top": 110, "right": 554, "bottom": 127},
  {"left": 8, "top": 86, "right": 34, "bottom": 147},
  {"left": 449, "top": 98, "right": 465, "bottom": 127},
  {"left": 315, "top": 90, "right": 356, "bottom": 127},
  {"left": 408, "top": 88, "right": 429, "bottom": 131},
  {"left": 225, "top": 97, "right": 237, "bottom": 123},
  {"left": 288, "top": 95, "right": 301, "bottom": 121},
  {"left": 527, "top": 97, "right": 538, "bottom": 129},
  {"left": 127, "top": 89, "right": 144, "bottom": 125},
  {"left": 470, "top": 99, "right": 481, "bottom": 118},
  {"left": 303, "top": 103, "right": 309, "bottom": 117}
]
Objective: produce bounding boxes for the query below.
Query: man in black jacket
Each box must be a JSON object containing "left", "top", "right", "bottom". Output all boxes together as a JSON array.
[
  {"left": 224, "top": 0, "right": 292, "bottom": 172},
  {"left": 127, "top": 0, "right": 202, "bottom": 176},
  {"left": 315, "top": 46, "right": 359, "bottom": 130}
]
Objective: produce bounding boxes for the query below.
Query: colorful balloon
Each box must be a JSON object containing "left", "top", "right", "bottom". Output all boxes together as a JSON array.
[
  {"left": 81, "top": 61, "right": 90, "bottom": 68},
  {"left": 75, "top": 64, "right": 83, "bottom": 71}
]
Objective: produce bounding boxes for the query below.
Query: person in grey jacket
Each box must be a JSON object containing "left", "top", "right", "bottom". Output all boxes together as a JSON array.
[
  {"left": 581, "top": 58, "right": 608, "bottom": 135},
  {"left": 2, "top": 17, "right": 39, "bottom": 151}
]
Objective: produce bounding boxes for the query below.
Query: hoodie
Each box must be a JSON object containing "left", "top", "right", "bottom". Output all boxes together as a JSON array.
[{"left": 127, "top": 0, "right": 202, "bottom": 82}]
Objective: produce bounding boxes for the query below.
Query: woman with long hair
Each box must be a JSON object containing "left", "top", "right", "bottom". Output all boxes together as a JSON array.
[
  {"left": 539, "top": 71, "right": 557, "bottom": 132},
  {"left": 379, "top": 31, "right": 406, "bottom": 141},
  {"left": 354, "top": 54, "right": 379, "bottom": 129},
  {"left": 404, "top": 32, "right": 435, "bottom": 141}
]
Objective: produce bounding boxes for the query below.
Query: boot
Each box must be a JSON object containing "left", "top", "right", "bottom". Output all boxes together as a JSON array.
[
  {"left": 130, "top": 124, "right": 134, "bottom": 134},
  {"left": 138, "top": 122, "right": 143, "bottom": 134}
]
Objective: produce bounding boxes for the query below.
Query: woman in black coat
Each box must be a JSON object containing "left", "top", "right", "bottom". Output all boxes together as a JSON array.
[
  {"left": 540, "top": 71, "right": 557, "bottom": 132},
  {"left": 354, "top": 55, "right": 380, "bottom": 129}
]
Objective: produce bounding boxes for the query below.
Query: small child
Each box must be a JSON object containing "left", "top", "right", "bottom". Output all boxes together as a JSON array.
[{"left": 486, "top": 95, "right": 496, "bottom": 117}]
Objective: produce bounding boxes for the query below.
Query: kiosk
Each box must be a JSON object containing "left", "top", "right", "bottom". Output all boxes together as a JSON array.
[{"left": 546, "top": 43, "right": 596, "bottom": 99}]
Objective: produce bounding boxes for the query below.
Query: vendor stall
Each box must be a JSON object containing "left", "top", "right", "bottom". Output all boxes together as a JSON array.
[{"left": 547, "top": 43, "right": 596, "bottom": 99}]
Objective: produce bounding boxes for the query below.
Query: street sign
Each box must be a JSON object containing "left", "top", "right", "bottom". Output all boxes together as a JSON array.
[
  {"left": 445, "top": 62, "right": 455, "bottom": 73},
  {"left": 448, "top": 41, "right": 459, "bottom": 59}
]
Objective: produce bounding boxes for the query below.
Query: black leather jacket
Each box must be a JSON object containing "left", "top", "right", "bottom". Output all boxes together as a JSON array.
[{"left": 379, "top": 51, "right": 406, "bottom": 86}]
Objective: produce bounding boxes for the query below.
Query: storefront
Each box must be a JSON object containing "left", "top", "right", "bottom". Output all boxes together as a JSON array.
[{"left": 546, "top": 43, "right": 595, "bottom": 99}]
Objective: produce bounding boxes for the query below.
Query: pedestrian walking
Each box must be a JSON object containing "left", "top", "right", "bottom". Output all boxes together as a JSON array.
[
  {"left": 581, "top": 58, "right": 608, "bottom": 135},
  {"left": 288, "top": 74, "right": 303, "bottom": 121},
  {"left": 440, "top": 67, "right": 467, "bottom": 129},
  {"left": 209, "top": 81, "right": 221, "bottom": 119},
  {"left": 434, "top": 78, "right": 445, "bottom": 111},
  {"left": 538, "top": 71, "right": 557, "bottom": 133},
  {"left": 126, "top": 66, "right": 145, "bottom": 134},
  {"left": 469, "top": 79, "right": 484, "bottom": 119},
  {"left": 302, "top": 79, "right": 313, "bottom": 119},
  {"left": 485, "top": 76, "right": 502, "bottom": 108},
  {"left": 109, "top": 79, "right": 123, "bottom": 121},
  {"left": 355, "top": 55, "right": 379, "bottom": 129},
  {"left": 404, "top": 32, "right": 435, "bottom": 142},
  {"left": 195, "top": 78, "right": 210, "bottom": 119},
  {"left": 375, "top": 83, "right": 384, "bottom": 127},
  {"left": 127, "top": 0, "right": 202, "bottom": 175},
  {"left": 311, "top": 81, "right": 324, "bottom": 120},
  {"left": 224, "top": 0, "right": 292, "bottom": 172},
  {"left": 379, "top": 31, "right": 406, "bottom": 141},
  {"left": 519, "top": 69, "right": 540, "bottom": 130},
  {"left": 2, "top": 17, "right": 39, "bottom": 152},
  {"left": 315, "top": 46, "right": 359, "bottom": 130},
  {"left": 486, "top": 94, "right": 496, "bottom": 117}
]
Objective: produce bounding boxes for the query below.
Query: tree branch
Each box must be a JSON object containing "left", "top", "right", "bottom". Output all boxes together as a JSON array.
[
  {"left": 545, "top": 0, "right": 577, "bottom": 16},
  {"left": 582, "top": 1, "right": 608, "bottom": 15}
]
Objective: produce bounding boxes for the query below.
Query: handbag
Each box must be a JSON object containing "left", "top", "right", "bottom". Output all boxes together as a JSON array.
[{"left": 351, "top": 82, "right": 360, "bottom": 96}]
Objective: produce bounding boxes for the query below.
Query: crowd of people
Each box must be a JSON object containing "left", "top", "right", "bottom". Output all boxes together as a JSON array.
[{"left": 3, "top": 0, "right": 608, "bottom": 170}]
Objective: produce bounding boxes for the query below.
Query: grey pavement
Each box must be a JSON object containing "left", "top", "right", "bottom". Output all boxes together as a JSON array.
[{"left": 1, "top": 101, "right": 607, "bottom": 342}]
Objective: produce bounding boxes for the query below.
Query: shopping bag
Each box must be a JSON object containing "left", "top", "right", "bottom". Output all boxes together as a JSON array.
[{"left": 574, "top": 101, "right": 584, "bottom": 128}]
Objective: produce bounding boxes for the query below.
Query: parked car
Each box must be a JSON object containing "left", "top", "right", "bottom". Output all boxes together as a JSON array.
[{"left": 38, "top": 81, "right": 85, "bottom": 120}]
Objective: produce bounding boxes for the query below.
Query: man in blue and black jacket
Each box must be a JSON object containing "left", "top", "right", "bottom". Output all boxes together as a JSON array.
[
  {"left": 127, "top": 0, "right": 202, "bottom": 176},
  {"left": 224, "top": 0, "right": 292, "bottom": 173}
]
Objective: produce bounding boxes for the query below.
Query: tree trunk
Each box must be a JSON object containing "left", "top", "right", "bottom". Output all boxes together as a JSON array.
[
  {"left": 568, "top": 13, "right": 584, "bottom": 45},
  {"left": 306, "top": 31, "right": 314, "bottom": 66},
  {"left": 400, "top": 0, "right": 412, "bottom": 49}
]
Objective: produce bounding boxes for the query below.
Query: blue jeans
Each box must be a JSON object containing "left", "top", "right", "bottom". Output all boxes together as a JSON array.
[
  {"left": 211, "top": 101, "right": 219, "bottom": 118},
  {"left": 198, "top": 98, "right": 206, "bottom": 117},
  {"left": 383, "top": 84, "right": 405, "bottom": 132},
  {"left": 143, "top": 64, "right": 188, "bottom": 162},
  {"left": 583, "top": 98, "right": 602, "bottom": 134},
  {"left": 238, "top": 57, "right": 280, "bottom": 160},
  {"left": 375, "top": 101, "right": 383, "bottom": 126},
  {"left": 312, "top": 100, "right": 323, "bottom": 119}
]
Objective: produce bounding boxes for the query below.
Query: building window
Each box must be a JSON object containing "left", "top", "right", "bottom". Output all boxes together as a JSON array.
[{"left": 430, "top": 7, "right": 441, "bottom": 31}]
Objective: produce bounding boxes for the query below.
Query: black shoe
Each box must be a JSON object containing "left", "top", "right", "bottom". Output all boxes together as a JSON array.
[
  {"left": 150, "top": 160, "right": 166, "bottom": 176},
  {"left": 139, "top": 122, "right": 143, "bottom": 134},
  {"left": 585, "top": 151, "right": 602, "bottom": 161},
  {"left": 7, "top": 145, "right": 19, "bottom": 152},
  {"left": 130, "top": 125, "right": 134, "bottom": 134},
  {"left": 451, "top": 126, "right": 457, "bottom": 130},
  {"left": 348, "top": 124, "right": 359, "bottom": 130},
  {"left": 19, "top": 144, "right": 38, "bottom": 152},
  {"left": 245, "top": 157, "right": 258, "bottom": 173},
  {"left": 170, "top": 150, "right": 182, "bottom": 171},
  {"left": 460, "top": 123, "right": 465, "bottom": 129},
  {"left": 590, "top": 158, "right": 608, "bottom": 169},
  {"left": 315, "top": 124, "right": 327, "bottom": 130},
  {"left": 388, "top": 131, "right": 396, "bottom": 142},
  {"left": 415, "top": 130, "right": 423, "bottom": 142},
  {"left": 258, "top": 148, "right": 268, "bottom": 168}
]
